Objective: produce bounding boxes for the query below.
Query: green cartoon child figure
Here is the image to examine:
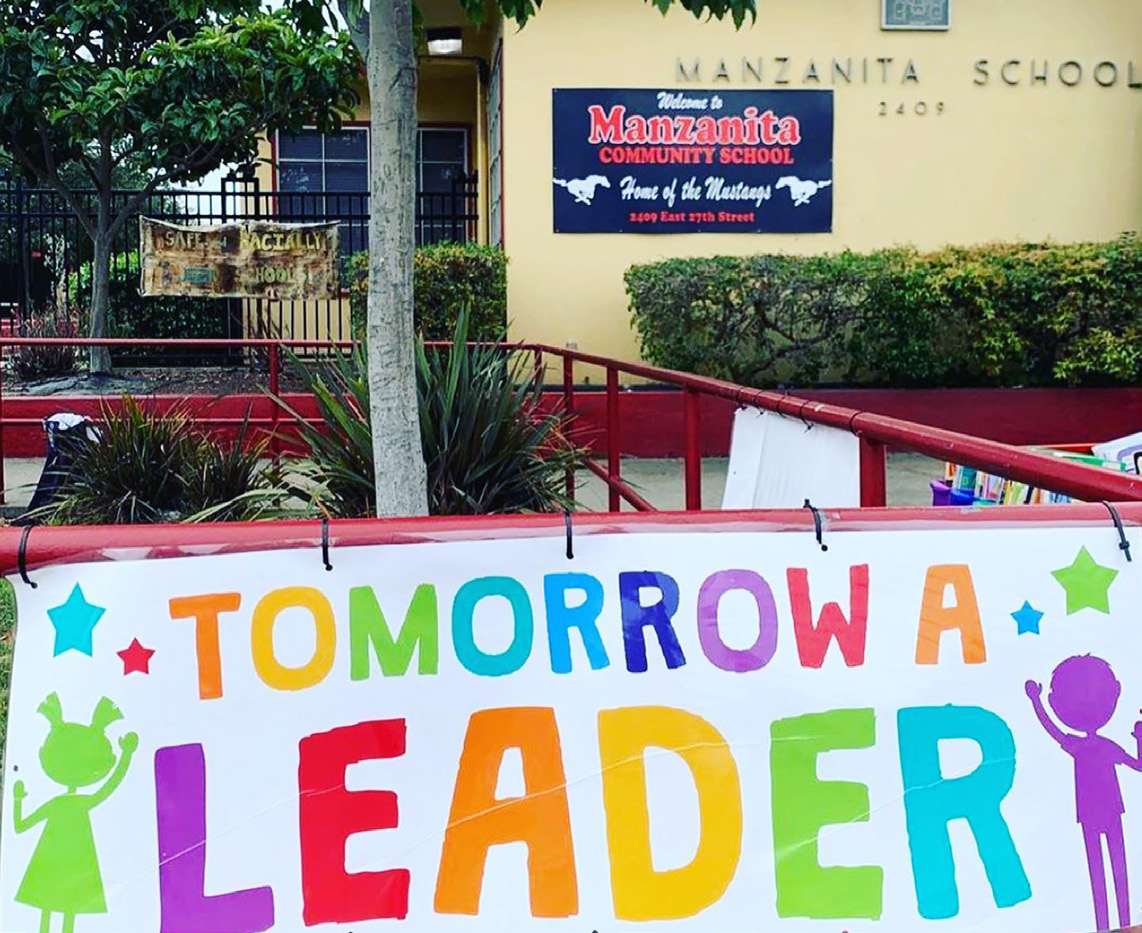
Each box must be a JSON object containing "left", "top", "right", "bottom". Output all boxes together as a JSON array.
[{"left": 12, "top": 693, "right": 137, "bottom": 933}]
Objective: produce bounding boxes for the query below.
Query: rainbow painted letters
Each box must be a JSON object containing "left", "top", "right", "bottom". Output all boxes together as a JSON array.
[{"left": 0, "top": 525, "right": 1136, "bottom": 933}]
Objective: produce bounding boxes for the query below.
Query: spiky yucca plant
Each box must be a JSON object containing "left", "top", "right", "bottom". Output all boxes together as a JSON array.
[
  {"left": 416, "top": 315, "right": 583, "bottom": 516},
  {"left": 29, "top": 396, "right": 283, "bottom": 525},
  {"left": 275, "top": 311, "right": 585, "bottom": 517},
  {"left": 272, "top": 348, "right": 377, "bottom": 518}
]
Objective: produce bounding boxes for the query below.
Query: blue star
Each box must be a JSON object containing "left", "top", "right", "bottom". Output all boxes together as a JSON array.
[
  {"left": 1011, "top": 601, "right": 1044, "bottom": 636},
  {"left": 47, "top": 585, "right": 105, "bottom": 657}
]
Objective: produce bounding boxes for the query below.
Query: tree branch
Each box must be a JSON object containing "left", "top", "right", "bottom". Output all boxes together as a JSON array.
[
  {"left": 107, "top": 136, "right": 230, "bottom": 240},
  {"left": 78, "top": 152, "right": 102, "bottom": 188},
  {"left": 125, "top": 15, "right": 183, "bottom": 63},
  {"left": 98, "top": 130, "right": 114, "bottom": 224},
  {"left": 8, "top": 140, "right": 99, "bottom": 240},
  {"left": 335, "top": 0, "right": 369, "bottom": 58},
  {"left": 108, "top": 174, "right": 163, "bottom": 241},
  {"left": 27, "top": 119, "right": 102, "bottom": 240}
]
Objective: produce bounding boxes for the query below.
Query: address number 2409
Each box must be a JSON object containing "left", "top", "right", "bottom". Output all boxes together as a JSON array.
[{"left": 879, "top": 101, "right": 945, "bottom": 116}]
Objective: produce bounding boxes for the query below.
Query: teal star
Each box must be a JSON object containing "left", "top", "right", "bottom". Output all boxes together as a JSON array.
[
  {"left": 1012, "top": 601, "right": 1044, "bottom": 635},
  {"left": 47, "top": 585, "right": 105, "bottom": 657},
  {"left": 1052, "top": 546, "right": 1119, "bottom": 615}
]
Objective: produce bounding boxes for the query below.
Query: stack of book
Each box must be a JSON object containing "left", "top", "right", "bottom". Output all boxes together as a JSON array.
[{"left": 937, "top": 448, "right": 1131, "bottom": 507}]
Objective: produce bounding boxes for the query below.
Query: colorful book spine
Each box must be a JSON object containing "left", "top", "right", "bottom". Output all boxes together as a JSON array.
[{"left": 944, "top": 462, "right": 1076, "bottom": 506}]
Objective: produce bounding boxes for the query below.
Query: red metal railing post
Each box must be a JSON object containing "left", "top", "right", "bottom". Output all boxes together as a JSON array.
[
  {"left": 860, "top": 437, "right": 887, "bottom": 508},
  {"left": 0, "top": 346, "right": 6, "bottom": 506},
  {"left": 268, "top": 343, "right": 281, "bottom": 459},
  {"left": 606, "top": 366, "right": 621, "bottom": 513},
  {"left": 684, "top": 387, "right": 702, "bottom": 511},
  {"left": 563, "top": 356, "right": 575, "bottom": 503},
  {"left": 533, "top": 348, "right": 544, "bottom": 390}
]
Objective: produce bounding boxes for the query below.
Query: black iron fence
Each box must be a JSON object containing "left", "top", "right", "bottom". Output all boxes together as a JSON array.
[{"left": 0, "top": 173, "right": 479, "bottom": 364}]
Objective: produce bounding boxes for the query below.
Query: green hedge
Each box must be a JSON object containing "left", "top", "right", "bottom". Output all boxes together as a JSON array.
[
  {"left": 626, "top": 236, "right": 1142, "bottom": 388},
  {"left": 348, "top": 243, "right": 508, "bottom": 342}
]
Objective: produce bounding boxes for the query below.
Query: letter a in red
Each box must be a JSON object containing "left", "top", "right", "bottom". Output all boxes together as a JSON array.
[{"left": 787, "top": 565, "right": 869, "bottom": 668}]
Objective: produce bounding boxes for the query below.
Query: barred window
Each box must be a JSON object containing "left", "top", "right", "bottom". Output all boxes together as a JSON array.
[{"left": 277, "top": 128, "right": 369, "bottom": 255}]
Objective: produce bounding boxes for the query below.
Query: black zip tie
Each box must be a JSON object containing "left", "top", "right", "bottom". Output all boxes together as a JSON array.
[
  {"left": 1102, "top": 501, "right": 1132, "bottom": 563},
  {"left": 772, "top": 389, "right": 790, "bottom": 423},
  {"left": 564, "top": 511, "right": 574, "bottom": 560},
  {"left": 321, "top": 517, "right": 333, "bottom": 572},
  {"left": 17, "top": 525, "right": 37, "bottom": 589},
  {"left": 803, "top": 499, "right": 828, "bottom": 552}
]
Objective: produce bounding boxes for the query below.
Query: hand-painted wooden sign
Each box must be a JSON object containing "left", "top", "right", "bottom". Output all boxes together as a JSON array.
[{"left": 139, "top": 218, "right": 340, "bottom": 300}]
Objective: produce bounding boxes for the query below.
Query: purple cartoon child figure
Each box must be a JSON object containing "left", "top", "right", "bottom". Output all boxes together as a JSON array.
[{"left": 1026, "top": 655, "right": 1142, "bottom": 932}]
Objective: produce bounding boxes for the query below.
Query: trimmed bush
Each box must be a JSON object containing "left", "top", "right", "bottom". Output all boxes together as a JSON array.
[
  {"left": 347, "top": 243, "right": 507, "bottom": 342},
  {"left": 626, "top": 236, "right": 1142, "bottom": 388}
]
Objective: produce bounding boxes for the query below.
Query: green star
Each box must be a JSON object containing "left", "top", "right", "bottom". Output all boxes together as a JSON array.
[{"left": 1052, "top": 546, "right": 1119, "bottom": 615}]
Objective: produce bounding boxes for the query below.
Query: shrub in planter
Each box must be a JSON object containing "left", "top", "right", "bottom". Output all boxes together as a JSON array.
[
  {"left": 853, "top": 240, "right": 1142, "bottom": 387},
  {"left": 347, "top": 243, "right": 508, "bottom": 343},
  {"left": 29, "top": 397, "right": 283, "bottom": 525},
  {"left": 275, "top": 310, "right": 584, "bottom": 517},
  {"left": 625, "top": 251, "right": 890, "bottom": 386},
  {"left": 12, "top": 310, "right": 83, "bottom": 380},
  {"left": 627, "top": 235, "right": 1142, "bottom": 388}
]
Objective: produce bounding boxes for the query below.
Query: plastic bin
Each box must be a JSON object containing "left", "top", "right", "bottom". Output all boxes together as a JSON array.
[
  {"left": 949, "top": 488, "right": 976, "bottom": 507},
  {"left": 930, "top": 480, "right": 952, "bottom": 506}
]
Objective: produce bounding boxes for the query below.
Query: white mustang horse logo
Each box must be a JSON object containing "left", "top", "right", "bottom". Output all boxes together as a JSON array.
[
  {"left": 554, "top": 175, "right": 611, "bottom": 205},
  {"left": 776, "top": 176, "right": 833, "bottom": 207}
]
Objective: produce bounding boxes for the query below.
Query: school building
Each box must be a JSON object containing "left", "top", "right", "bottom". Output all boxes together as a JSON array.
[{"left": 258, "top": 0, "right": 1142, "bottom": 361}]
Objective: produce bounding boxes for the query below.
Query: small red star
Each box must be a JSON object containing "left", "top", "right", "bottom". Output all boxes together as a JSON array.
[{"left": 117, "top": 639, "right": 155, "bottom": 675}]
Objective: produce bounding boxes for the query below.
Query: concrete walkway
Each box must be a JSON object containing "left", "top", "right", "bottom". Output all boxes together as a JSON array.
[
  {"left": 575, "top": 452, "right": 942, "bottom": 511},
  {"left": 0, "top": 451, "right": 945, "bottom": 514},
  {"left": 1, "top": 459, "right": 47, "bottom": 511}
]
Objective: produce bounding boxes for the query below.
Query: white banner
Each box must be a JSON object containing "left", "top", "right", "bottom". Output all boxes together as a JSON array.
[
  {"left": 0, "top": 523, "right": 1138, "bottom": 933},
  {"left": 723, "top": 407, "right": 861, "bottom": 509}
]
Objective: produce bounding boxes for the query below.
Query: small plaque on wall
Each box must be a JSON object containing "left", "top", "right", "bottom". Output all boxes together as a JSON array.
[{"left": 882, "top": 0, "right": 950, "bottom": 31}]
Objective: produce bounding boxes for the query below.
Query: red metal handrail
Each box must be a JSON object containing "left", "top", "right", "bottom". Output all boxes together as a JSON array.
[
  {"left": 3, "top": 502, "right": 1141, "bottom": 576},
  {"left": 527, "top": 343, "right": 1142, "bottom": 509},
  {"left": 0, "top": 336, "right": 1138, "bottom": 512},
  {"left": 0, "top": 336, "right": 352, "bottom": 503}
]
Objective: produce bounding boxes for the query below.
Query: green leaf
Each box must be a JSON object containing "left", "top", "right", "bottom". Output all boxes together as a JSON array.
[{"left": 487, "top": 0, "right": 755, "bottom": 27}]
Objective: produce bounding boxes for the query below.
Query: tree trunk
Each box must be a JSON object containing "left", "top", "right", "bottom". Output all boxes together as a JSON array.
[
  {"left": 366, "top": 0, "right": 428, "bottom": 517},
  {"left": 88, "top": 232, "right": 113, "bottom": 375}
]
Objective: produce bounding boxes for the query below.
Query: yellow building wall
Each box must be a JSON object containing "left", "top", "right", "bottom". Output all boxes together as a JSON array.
[
  {"left": 420, "top": 68, "right": 479, "bottom": 125},
  {"left": 419, "top": 59, "right": 490, "bottom": 244},
  {"left": 501, "top": 0, "right": 1142, "bottom": 365}
]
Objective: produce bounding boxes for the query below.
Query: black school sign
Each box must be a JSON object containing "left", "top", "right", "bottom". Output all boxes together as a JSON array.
[{"left": 552, "top": 88, "right": 833, "bottom": 234}]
